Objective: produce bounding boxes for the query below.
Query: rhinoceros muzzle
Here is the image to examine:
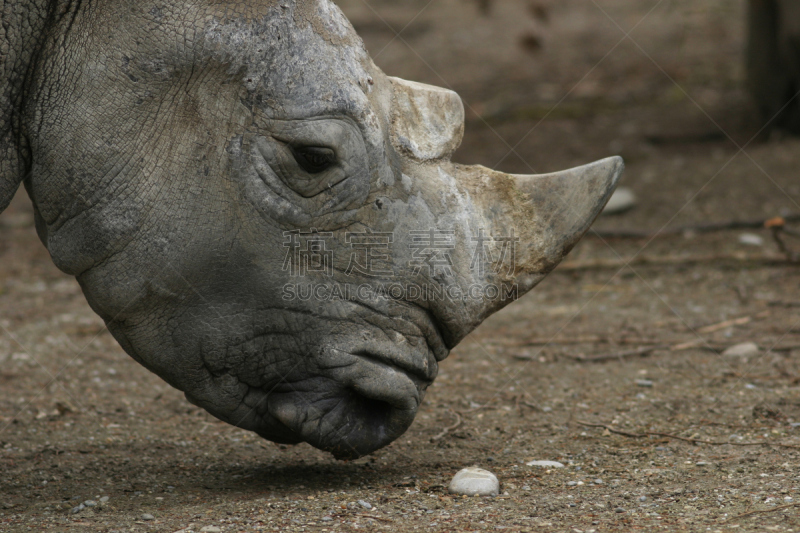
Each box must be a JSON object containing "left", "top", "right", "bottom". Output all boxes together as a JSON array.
[{"left": 263, "top": 302, "right": 447, "bottom": 459}]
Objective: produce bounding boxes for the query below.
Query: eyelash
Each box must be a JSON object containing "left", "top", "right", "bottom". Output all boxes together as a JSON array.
[{"left": 289, "top": 146, "right": 337, "bottom": 174}]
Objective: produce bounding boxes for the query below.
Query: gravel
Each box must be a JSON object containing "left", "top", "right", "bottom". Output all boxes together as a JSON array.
[
  {"left": 448, "top": 467, "right": 500, "bottom": 497},
  {"left": 357, "top": 500, "right": 372, "bottom": 510},
  {"left": 722, "top": 342, "right": 759, "bottom": 358},
  {"left": 602, "top": 187, "right": 637, "bottom": 215},
  {"left": 526, "top": 460, "right": 565, "bottom": 468}
]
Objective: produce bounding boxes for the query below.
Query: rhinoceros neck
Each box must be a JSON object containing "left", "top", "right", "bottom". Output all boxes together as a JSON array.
[{"left": 0, "top": 0, "right": 67, "bottom": 210}]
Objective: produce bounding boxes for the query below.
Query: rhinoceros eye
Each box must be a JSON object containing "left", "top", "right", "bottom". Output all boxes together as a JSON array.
[{"left": 290, "top": 146, "right": 336, "bottom": 174}]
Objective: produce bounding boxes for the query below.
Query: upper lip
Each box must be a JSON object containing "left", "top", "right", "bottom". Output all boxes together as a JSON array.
[
  {"left": 350, "top": 300, "right": 449, "bottom": 376},
  {"left": 351, "top": 345, "right": 435, "bottom": 383}
]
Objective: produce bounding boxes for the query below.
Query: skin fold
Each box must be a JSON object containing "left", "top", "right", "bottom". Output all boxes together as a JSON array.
[{"left": 1, "top": 0, "right": 622, "bottom": 459}]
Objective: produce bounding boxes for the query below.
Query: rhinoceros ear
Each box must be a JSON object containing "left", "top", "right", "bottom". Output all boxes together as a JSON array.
[
  {"left": 0, "top": 49, "right": 25, "bottom": 214},
  {"left": 389, "top": 77, "right": 465, "bottom": 161},
  {"left": 1, "top": 3, "right": 51, "bottom": 214},
  {"left": 0, "top": 131, "right": 25, "bottom": 214}
]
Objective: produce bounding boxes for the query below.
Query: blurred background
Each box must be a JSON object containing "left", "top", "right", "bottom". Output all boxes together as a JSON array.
[
  {"left": 335, "top": 0, "right": 800, "bottom": 233},
  {"left": 2, "top": 2, "right": 800, "bottom": 529}
]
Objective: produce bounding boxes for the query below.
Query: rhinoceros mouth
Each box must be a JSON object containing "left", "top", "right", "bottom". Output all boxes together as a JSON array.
[{"left": 266, "top": 356, "right": 426, "bottom": 459}]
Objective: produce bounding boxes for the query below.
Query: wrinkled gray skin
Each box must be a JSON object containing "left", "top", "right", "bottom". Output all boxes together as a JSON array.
[{"left": 1, "top": 0, "right": 622, "bottom": 459}]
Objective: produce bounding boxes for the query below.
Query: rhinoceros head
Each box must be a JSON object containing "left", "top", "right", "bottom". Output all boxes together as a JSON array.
[{"left": 1, "top": 0, "right": 622, "bottom": 458}]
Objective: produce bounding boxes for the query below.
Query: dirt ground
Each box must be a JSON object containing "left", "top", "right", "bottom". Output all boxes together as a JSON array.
[{"left": 2, "top": 0, "right": 800, "bottom": 531}]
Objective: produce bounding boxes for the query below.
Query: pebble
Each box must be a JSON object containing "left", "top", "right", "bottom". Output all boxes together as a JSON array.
[
  {"left": 593, "top": 479, "right": 604, "bottom": 484},
  {"left": 321, "top": 516, "right": 334, "bottom": 522},
  {"left": 602, "top": 187, "right": 636, "bottom": 215},
  {"left": 448, "top": 467, "right": 500, "bottom": 497},
  {"left": 71, "top": 504, "right": 85, "bottom": 514},
  {"left": 200, "top": 527, "right": 221, "bottom": 533},
  {"left": 739, "top": 233, "right": 764, "bottom": 246},
  {"left": 567, "top": 481, "right": 578, "bottom": 486},
  {"left": 695, "top": 461, "right": 710, "bottom": 467},
  {"left": 141, "top": 514, "right": 155, "bottom": 521},
  {"left": 639, "top": 496, "right": 648, "bottom": 502},
  {"left": 722, "top": 342, "right": 759, "bottom": 358},
  {"left": 83, "top": 500, "right": 97, "bottom": 507},
  {"left": 357, "top": 500, "right": 372, "bottom": 510},
  {"left": 615, "top": 507, "right": 626, "bottom": 513},
  {"left": 99, "top": 496, "right": 109, "bottom": 503},
  {"left": 635, "top": 379, "right": 654, "bottom": 388},
  {"left": 526, "top": 460, "right": 565, "bottom": 468}
]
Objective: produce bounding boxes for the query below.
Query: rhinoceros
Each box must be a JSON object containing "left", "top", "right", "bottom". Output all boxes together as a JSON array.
[{"left": 1, "top": 0, "right": 622, "bottom": 459}]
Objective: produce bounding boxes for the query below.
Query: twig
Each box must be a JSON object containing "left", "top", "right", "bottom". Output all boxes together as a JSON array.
[
  {"left": 356, "top": 514, "right": 394, "bottom": 522},
  {"left": 696, "top": 316, "right": 753, "bottom": 334},
  {"left": 768, "top": 300, "right": 800, "bottom": 308},
  {"left": 460, "top": 402, "right": 492, "bottom": 413},
  {"left": 559, "top": 253, "right": 789, "bottom": 271},
  {"left": 726, "top": 502, "right": 800, "bottom": 521},
  {"left": 568, "top": 345, "right": 666, "bottom": 363},
  {"left": 570, "top": 339, "right": 708, "bottom": 363},
  {"left": 769, "top": 344, "right": 800, "bottom": 352},
  {"left": 591, "top": 213, "right": 800, "bottom": 239},
  {"left": 431, "top": 410, "right": 463, "bottom": 442},
  {"left": 769, "top": 219, "right": 800, "bottom": 263},
  {"left": 576, "top": 421, "right": 800, "bottom": 449},
  {"left": 515, "top": 394, "right": 540, "bottom": 414},
  {"left": 506, "top": 335, "right": 662, "bottom": 347}
]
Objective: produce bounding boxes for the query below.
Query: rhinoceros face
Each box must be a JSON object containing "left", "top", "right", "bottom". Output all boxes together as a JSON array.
[{"left": 5, "top": 0, "right": 622, "bottom": 458}]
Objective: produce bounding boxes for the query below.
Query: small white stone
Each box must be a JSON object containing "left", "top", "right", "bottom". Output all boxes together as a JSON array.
[
  {"left": 602, "top": 187, "right": 636, "bottom": 215},
  {"left": 526, "top": 460, "right": 565, "bottom": 468},
  {"left": 722, "top": 342, "right": 759, "bottom": 358},
  {"left": 200, "top": 527, "right": 221, "bottom": 533},
  {"left": 141, "top": 513, "right": 155, "bottom": 521},
  {"left": 448, "top": 467, "right": 499, "bottom": 497},
  {"left": 738, "top": 233, "right": 764, "bottom": 246}
]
